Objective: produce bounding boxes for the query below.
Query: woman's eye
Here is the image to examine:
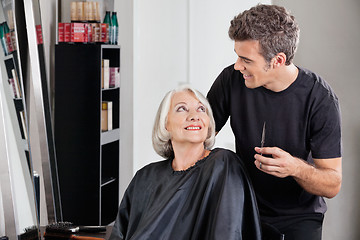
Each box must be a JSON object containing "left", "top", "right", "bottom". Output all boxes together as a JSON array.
[
  {"left": 198, "top": 106, "right": 206, "bottom": 112},
  {"left": 177, "top": 106, "right": 187, "bottom": 112}
]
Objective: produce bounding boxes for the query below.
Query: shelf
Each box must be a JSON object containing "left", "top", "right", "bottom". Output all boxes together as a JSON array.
[
  {"left": 13, "top": 98, "right": 24, "bottom": 110},
  {"left": 100, "top": 178, "right": 118, "bottom": 225},
  {"left": 101, "top": 128, "right": 120, "bottom": 145},
  {"left": 102, "top": 86, "right": 120, "bottom": 91},
  {"left": 55, "top": 44, "right": 120, "bottom": 225},
  {"left": 4, "top": 53, "right": 13, "bottom": 61},
  {"left": 101, "top": 177, "right": 116, "bottom": 187}
]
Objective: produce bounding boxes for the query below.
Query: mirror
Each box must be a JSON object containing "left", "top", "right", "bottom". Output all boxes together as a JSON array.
[
  {"left": 23, "top": 0, "right": 63, "bottom": 223},
  {"left": 0, "top": 0, "right": 39, "bottom": 239}
]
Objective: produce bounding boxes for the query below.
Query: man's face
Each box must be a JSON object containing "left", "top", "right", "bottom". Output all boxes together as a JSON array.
[{"left": 234, "top": 40, "right": 275, "bottom": 89}]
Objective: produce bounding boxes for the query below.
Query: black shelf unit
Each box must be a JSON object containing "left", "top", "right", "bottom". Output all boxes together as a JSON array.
[{"left": 55, "top": 44, "right": 120, "bottom": 225}]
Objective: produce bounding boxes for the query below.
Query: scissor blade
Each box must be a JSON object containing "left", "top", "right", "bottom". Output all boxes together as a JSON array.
[
  {"left": 260, "top": 122, "right": 266, "bottom": 156},
  {"left": 261, "top": 122, "right": 266, "bottom": 149}
]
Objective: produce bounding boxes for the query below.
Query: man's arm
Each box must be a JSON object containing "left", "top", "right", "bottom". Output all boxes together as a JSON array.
[{"left": 254, "top": 147, "right": 342, "bottom": 198}]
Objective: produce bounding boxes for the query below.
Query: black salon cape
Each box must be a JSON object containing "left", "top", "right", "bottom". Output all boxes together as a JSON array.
[{"left": 109, "top": 148, "right": 261, "bottom": 240}]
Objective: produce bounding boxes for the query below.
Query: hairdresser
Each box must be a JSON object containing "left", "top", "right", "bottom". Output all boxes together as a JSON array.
[
  {"left": 109, "top": 85, "right": 261, "bottom": 239},
  {"left": 207, "top": 4, "right": 342, "bottom": 240}
]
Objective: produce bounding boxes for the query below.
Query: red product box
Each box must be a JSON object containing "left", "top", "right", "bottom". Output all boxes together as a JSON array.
[
  {"left": 36, "top": 25, "right": 43, "bottom": 44},
  {"left": 109, "top": 67, "right": 120, "bottom": 88},
  {"left": 58, "top": 22, "right": 64, "bottom": 42},
  {"left": 8, "top": 78, "right": 17, "bottom": 98},
  {"left": 85, "top": 23, "right": 92, "bottom": 43},
  {"left": 84, "top": 23, "right": 89, "bottom": 42},
  {"left": 6, "top": 33, "right": 13, "bottom": 52},
  {"left": 71, "top": 23, "right": 86, "bottom": 42},
  {"left": 11, "top": 31, "right": 17, "bottom": 51},
  {"left": 100, "top": 23, "right": 107, "bottom": 42},
  {"left": 90, "top": 23, "right": 96, "bottom": 42},
  {"left": 64, "top": 23, "right": 71, "bottom": 42},
  {"left": 95, "top": 23, "right": 100, "bottom": 42}
]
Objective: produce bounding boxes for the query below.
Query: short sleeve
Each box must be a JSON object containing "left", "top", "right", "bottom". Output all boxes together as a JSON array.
[
  {"left": 309, "top": 93, "right": 342, "bottom": 159},
  {"left": 207, "top": 66, "right": 233, "bottom": 132}
]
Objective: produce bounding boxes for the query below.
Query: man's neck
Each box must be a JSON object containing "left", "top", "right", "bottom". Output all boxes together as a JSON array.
[{"left": 264, "top": 64, "right": 299, "bottom": 92}]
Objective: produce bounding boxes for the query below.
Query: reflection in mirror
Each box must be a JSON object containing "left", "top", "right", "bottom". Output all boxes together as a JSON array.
[
  {"left": 23, "top": 0, "right": 63, "bottom": 223},
  {"left": 0, "top": 0, "right": 39, "bottom": 239}
]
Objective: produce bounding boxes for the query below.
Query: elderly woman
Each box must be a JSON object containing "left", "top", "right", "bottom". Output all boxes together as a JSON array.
[{"left": 109, "top": 85, "right": 261, "bottom": 240}]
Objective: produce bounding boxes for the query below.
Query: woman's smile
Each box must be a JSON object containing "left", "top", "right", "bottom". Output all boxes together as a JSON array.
[{"left": 166, "top": 91, "right": 210, "bottom": 146}]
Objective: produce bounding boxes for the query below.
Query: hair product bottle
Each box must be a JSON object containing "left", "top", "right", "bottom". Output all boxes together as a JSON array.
[
  {"left": 103, "top": 11, "right": 111, "bottom": 44},
  {"left": 76, "top": 2, "right": 84, "bottom": 22},
  {"left": 0, "top": 23, "right": 9, "bottom": 56},
  {"left": 87, "top": 2, "right": 94, "bottom": 22},
  {"left": 111, "top": 12, "right": 118, "bottom": 45},
  {"left": 4, "top": 22, "right": 13, "bottom": 53},
  {"left": 95, "top": 2, "right": 101, "bottom": 22},
  {"left": 70, "top": 2, "right": 78, "bottom": 22},
  {"left": 83, "top": 2, "right": 89, "bottom": 22}
]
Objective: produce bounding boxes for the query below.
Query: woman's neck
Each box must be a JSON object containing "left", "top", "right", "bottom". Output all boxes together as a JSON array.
[{"left": 171, "top": 144, "right": 210, "bottom": 171}]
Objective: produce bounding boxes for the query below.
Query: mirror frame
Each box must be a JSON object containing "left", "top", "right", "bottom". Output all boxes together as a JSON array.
[
  {"left": 23, "top": 0, "right": 63, "bottom": 222},
  {"left": 0, "top": 0, "right": 40, "bottom": 238}
]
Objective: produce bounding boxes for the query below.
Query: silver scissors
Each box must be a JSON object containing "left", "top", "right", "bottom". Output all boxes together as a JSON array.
[
  {"left": 260, "top": 122, "right": 266, "bottom": 156},
  {"left": 259, "top": 122, "right": 266, "bottom": 169}
]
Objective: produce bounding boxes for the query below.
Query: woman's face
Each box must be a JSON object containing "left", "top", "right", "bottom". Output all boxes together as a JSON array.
[{"left": 166, "top": 91, "right": 210, "bottom": 147}]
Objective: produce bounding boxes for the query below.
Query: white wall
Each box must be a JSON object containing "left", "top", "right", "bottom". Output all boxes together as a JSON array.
[
  {"left": 188, "top": 0, "right": 268, "bottom": 153},
  {"left": 133, "top": 0, "right": 188, "bottom": 171},
  {"left": 114, "top": 0, "right": 134, "bottom": 200},
  {"left": 133, "top": 0, "right": 270, "bottom": 172},
  {"left": 272, "top": 1, "right": 360, "bottom": 239}
]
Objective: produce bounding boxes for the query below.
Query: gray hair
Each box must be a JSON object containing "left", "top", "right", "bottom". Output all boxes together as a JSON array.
[{"left": 152, "top": 85, "right": 216, "bottom": 159}]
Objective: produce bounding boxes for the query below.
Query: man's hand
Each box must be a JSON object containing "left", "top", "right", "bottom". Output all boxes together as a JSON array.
[
  {"left": 254, "top": 146, "right": 342, "bottom": 198},
  {"left": 254, "top": 146, "right": 300, "bottom": 178}
]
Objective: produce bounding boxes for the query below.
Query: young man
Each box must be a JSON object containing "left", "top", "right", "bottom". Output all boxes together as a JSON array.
[{"left": 207, "top": 4, "right": 342, "bottom": 240}]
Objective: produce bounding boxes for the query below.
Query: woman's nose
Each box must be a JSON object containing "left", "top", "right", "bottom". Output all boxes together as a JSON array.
[
  {"left": 234, "top": 58, "right": 245, "bottom": 71},
  {"left": 187, "top": 112, "right": 200, "bottom": 121}
]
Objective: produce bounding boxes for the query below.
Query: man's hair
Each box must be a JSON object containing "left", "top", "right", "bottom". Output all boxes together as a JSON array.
[
  {"left": 152, "top": 85, "right": 215, "bottom": 159},
  {"left": 229, "top": 4, "right": 299, "bottom": 65}
]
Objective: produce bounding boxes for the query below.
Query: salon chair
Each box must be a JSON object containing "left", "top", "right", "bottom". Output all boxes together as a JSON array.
[{"left": 261, "top": 222, "right": 285, "bottom": 240}]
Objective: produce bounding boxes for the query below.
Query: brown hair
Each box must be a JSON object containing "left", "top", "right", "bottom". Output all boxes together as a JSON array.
[{"left": 229, "top": 4, "right": 299, "bottom": 65}]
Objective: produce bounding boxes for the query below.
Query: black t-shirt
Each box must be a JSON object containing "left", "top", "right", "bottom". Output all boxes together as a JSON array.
[{"left": 207, "top": 64, "right": 342, "bottom": 220}]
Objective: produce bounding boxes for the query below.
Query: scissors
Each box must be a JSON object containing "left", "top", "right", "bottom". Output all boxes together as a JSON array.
[
  {"left": 259, "top": 122, "right": 266, "bottom": 169},
  {"left": 260, "top": 121, "right": 266, "bottom": 155}
]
